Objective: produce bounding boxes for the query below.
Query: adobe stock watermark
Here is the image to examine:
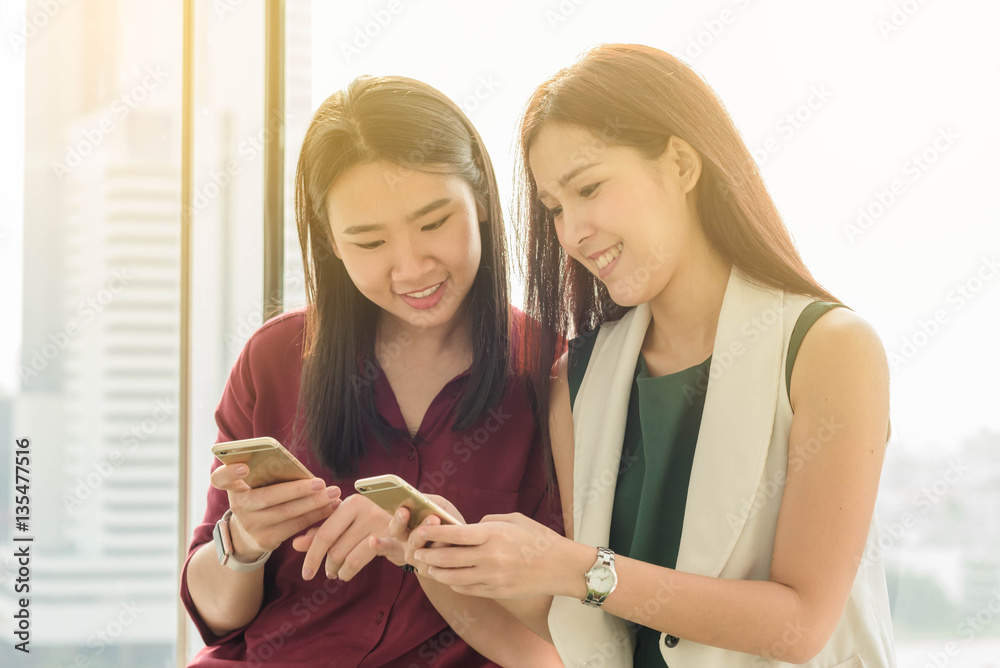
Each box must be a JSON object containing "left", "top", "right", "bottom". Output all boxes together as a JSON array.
[
  {"left": 750, "top": 85, "right": 833, "bottom": 167},
  {"left": 417, "top": 405, "right": 514, "bottom": 495},
  {"left": 51, "top": 65, "right": 169, "bottom": 180},
  {"left": 843, "top": 126, "right": 959, "bottom": 243},
  {"left": 888, "top": 255, "right": 998, "bottom": 372},
  {"left": 188, "top": 110, "right": 291, "bottom": 217},
  {"left": 544, "top": 0, "right": 591, "bottom": 31},
  {"left": 918, "top": 588, "right": 1000, "bottom": 668},
  {"left": 456, "top": 75, "right": 501, "bottom": 116},
  {"left": 855, "top": 457, "right": 969, "bottom": 569},
  {"left": 18, "top": 268, "right": 134, "bottom": 381},
  {"left": 61, "top": 396, "right": 179, "bottom": 512},
  {"left": 6, "top": 0, "right": 71, "bottom": 53},
  {"left": 680, "top": 295, "right": 786, "bottom": 405},
  {"left": 211, "top": 0, "right": 245, "bottom": 20},
  {"left": 411, "top": 610, "right": 479, "bottom": 666},
  {"left": 683, "top": 0, "right": 756, "bottom": 61},
  {"left": 535, "top": 115, "right": 627, "bottom": 201},
  {"left": 726, "top": 416, "right": 843, "bottom": 529},
  {"left": 340, "top": 0, "right": 403, "bottom": 63},
  {"left": 877, "top": 0, "right": 932, "bottom": 40}
]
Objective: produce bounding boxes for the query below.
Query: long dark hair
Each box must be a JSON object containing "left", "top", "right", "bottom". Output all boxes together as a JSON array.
[
  {"left": 515, "top": 44, "right": 838, "bottom": 449},
  {"left": 291, "top": 75, "right": 510, "bottom": 475}
]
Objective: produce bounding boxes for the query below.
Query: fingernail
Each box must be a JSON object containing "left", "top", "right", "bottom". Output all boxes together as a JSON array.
[
  {"left": 311, "top": 479, "right": 324, "bottom": 491},
  {"left": 327, "top": 487, "right": 339, "bottom": 498},
  {"left": 302, "top": 567, "right": 314, "bottom": 580},
  {"left": 413, "top": 550, "right": 423, "bottom": 562},
  {"left": 234, "top": 465, "right": 249, "bottom": 476}
]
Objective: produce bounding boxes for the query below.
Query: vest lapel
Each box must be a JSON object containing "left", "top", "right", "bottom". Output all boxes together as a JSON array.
[{"left": 674, "top": 270, "right": 783, "bottom": 576}]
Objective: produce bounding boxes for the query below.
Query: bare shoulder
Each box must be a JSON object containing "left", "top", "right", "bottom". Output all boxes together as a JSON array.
[{"left": 790, "top": 306, "right": 889, "bottom": 413}]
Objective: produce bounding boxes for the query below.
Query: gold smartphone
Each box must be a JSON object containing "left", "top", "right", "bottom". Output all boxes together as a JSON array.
[
  {"left": 211, "top": 436, "right": 313, "bottom": 488},
  {"left": 355, "top": 474, "right": 463, "bottom": 529}
]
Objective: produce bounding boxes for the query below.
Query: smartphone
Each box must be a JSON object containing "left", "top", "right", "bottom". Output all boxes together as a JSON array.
[
  {"left": 211, "top": 436, "right": 313, "bottom": 488},
  {"left": 355, "top": 474, "right": 463, "bottom": 529}
]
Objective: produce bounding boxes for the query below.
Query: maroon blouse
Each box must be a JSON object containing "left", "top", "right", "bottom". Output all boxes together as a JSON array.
[{"left": 180, "top": 307, "right": 562, "bottom": 667}]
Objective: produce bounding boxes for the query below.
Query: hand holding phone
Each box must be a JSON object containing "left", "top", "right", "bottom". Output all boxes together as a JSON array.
[
  {"left": 209, "top": 437, "right": 339, "bottom": 557},
  {"left": 355, "top": 474, "right": 463, "bottom": 529},
  {"left": 212, "top": 436, "right": 313, "bottom": 488}
]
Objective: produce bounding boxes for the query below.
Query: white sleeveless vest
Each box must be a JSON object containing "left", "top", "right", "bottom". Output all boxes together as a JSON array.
[{"left": 548, "top": 269, "right": 896, "bottom": 667}]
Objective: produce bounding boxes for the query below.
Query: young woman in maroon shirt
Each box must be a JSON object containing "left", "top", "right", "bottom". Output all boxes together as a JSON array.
[{"left": 180, "top": 76, "right": 562, "bottom": 667}]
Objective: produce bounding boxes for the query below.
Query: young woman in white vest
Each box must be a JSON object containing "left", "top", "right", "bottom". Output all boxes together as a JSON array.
[{"left": 394, "top": 44, "right": 897, "bottom": 667}]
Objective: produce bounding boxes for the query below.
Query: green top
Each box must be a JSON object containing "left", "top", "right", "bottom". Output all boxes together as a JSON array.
[{"left": 567, "top": 301, "right": 843, "bottom": 666}]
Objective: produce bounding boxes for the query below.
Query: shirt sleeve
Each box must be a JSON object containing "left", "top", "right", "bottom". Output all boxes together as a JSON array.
[{"left": 179, "top": 339, "right": 258, "bottom": 647}]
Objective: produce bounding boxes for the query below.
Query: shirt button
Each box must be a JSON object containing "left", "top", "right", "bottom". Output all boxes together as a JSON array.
[
  {"left": 407, "top": 450, "right": 416, "bottom": 460},
  {"left": 664, "top": 634, "right": 680, "bottom": 648},
  {"left": 375, "top": 611, "right": 384, "bottom": 624}
]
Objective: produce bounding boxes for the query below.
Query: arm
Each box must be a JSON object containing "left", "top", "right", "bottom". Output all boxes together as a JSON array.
[
  {"left": 387, "top": 505, "right": 563, "bottom": 666},
  {"left": 416, "top": 310, "right": 890, "bottom": 664},
  {"left": 186, "top": 464, "right": 340, "bottom": 637}
]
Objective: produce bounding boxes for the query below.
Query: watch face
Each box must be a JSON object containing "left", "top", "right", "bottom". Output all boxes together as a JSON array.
[{"left": 588, "top": 564, "right": 615, "bottom": 593}]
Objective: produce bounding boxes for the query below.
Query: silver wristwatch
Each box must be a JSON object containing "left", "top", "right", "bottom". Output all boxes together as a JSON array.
[
  {"left": 583, "top": 547, "right": 618, "bottom": 607},
  {"left": 213, "top": 509, "right": 272, "bottom": 572}
]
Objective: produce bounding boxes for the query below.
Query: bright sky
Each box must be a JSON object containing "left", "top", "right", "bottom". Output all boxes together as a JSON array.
[{"left": 2, "top": 0, "right": 997, "bottom": 457}]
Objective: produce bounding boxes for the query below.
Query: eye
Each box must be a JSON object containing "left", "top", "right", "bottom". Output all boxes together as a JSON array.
[
  {"left": 421, "top": 214, "right": 450, "bottom": 232},
  {"left": 580, "top": 182, "right": 601, "bottom": 198},
  {"left": 355, "top": 240, "right": 385, "bottom": 250}
]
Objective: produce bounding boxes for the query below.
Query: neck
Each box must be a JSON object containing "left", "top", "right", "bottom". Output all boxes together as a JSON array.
[
  {"left": 644, "top": 238, "right": 731, "bottom": 367},
  {"left": 376, "top": 305, "right": 472, "bottom": 372}
]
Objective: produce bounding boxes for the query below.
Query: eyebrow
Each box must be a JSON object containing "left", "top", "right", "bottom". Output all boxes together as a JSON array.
[
  {"left": 537, "top": 163, "right": 599, "bottom": 199},
  {"left": 342, "top": 197, "right": 452, "bottom": 235}
]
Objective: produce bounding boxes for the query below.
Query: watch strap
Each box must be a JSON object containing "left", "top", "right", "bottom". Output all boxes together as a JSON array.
[{"left": 214, "top": 509, "right": 272, "bottom": 572}]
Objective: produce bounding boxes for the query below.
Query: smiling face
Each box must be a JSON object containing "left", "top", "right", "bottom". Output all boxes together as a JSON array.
[
  {"left": 325, "top": 161, "right": 484, "bottom": 333},
  {"left": 528, "top": 122, "right": 704, "bottom": 307}
]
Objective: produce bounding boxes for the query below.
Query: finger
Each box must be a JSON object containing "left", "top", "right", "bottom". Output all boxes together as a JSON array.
[
  {"left": 481, "top": 513, "right": 519, "bottom": 524},
  {"left": 450, "top": 583, "right": 493, "bottom": 598},
  {"left": 387, "top": 507, "right": 411, "bottom": 540},
  {"left": 371, "top": 535, "right": 400, "bottom": 557},
  {"left": 242, "top": 478, "right": 338, "bottom": 512},
  {"left": 425, "top": 564, "right": 481, "bottom": 587},
  {"left": 250, "top": 485, "right": 340, "bottom": 527},
  {"left": 301, "top": 502, "right": 360, "bottom": 580},
  {"left": 211, "top": 464, "right": 252, "bottom": 492},
  {"left": 405, "top": 513, "right": 440, "bottom": 558},
  {"left": 336, "top": 538, "right": 377, "bottom": 581},
  {"left": 416, "top": 523, "right": 485, "bottom": 547},
  {"left": 291, "top": 526, "right": 320, "bottom": 552},
  {"left": 321, "top": 521, "right": 373, "bottom": 580},
  {"left": 260, "top": 502, "right": 338, "bottom": 551},
  {"left": 413, "top": 545, "right": 481, "bottom": 569}
]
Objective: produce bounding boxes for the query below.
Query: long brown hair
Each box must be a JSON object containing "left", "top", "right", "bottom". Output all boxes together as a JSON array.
[
  {"left": 292, "top": 75, "right": 510, "bottom": 475},
  {"left": 515, "top": 44, "right": 837, "bottom": 446}
]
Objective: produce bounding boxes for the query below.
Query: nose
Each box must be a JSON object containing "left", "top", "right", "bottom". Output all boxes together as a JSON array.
[
  {"left": 558, "top": 203, "right": 595, "bottom": 250},
  {"left": 390, "top": 231, "right": 434, "bottom": 285}
]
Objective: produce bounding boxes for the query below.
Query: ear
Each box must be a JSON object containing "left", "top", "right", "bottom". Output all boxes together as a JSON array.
[{"left": 659, "top": 136, "right": 702, "bottom": 196}]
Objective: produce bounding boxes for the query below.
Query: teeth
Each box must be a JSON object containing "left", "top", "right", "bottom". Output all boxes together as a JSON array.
[
  {"left": 595, "top": 243, "right": 623, "bottom": 270},
  {"left": 405, "top": 282, "right": 442, "bottom": 299}
]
